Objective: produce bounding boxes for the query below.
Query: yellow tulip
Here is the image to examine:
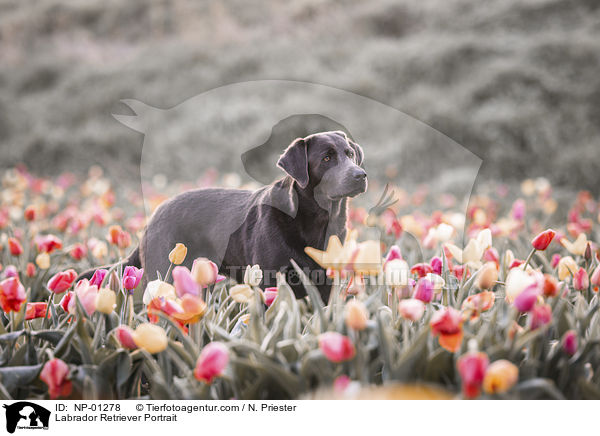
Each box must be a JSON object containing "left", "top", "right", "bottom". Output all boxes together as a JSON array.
[
  {"left": 561, "top": 234, "right": 588, "bottom": 256},
  {"left": 229, "top": 284, "right": 254, "bottom": 303},
  {"left": 36, "top": 252, "right": 51, "bottom": 270},
  {"left": 95, "top": 288, "right": 116, "bottom": 314},
  {"left": 168, "top": 243, "right": 187, "bottom": 265},
  {"left": 558, "top": 256, "right": 578, "bottom": 281},
  {"left": 344, "top": 299, "right": 368, "bottom": 331},
  {"left": 133, "top": 323, "right": 168, "bottom": 354},
  {"left": 483, "top": 360, "right": 519, "bottom": 395},
  {"left": 476, "top": 262, "right": 499, "bottom": 290}
]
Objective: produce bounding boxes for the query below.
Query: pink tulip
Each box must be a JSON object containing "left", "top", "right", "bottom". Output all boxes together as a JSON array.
[
  {"left": 413, "top": 277, "right": 434, "bottom": 303},
  {"left": 513, "top": 284, "right": 541, "bottom": 312},
  {"left": 457, "top": 351, "right": 489, "bottom": 399},
  {"left": 531, "top": 229, "right": 556, "bottom": 251},
  {"left": 40, "top": 358, "right": 72, "bottom": 399},
  {"left": 89, "top": 268, "right": 108, "bottom": 287},
  {"left": 551, "top": 254, "right": 561, "bottom": 269},
  {"left": 430, "top": 256, "right": 442, "bottom": 275},
  {"left": 68, "top": 279, "right": 98, "bottom": 316},
  {"left": 194, "top": 342, "right": 229, "bottom": 383},
  {"left": 36, "top": 234, "right": 63, "bottom": 254},
  {"left": 319, "top": 332, "right": 356, "bottom": 363},
  {"left": 398, "top": 298, "right": 425, "bottom": 322},
  {"left": 3, "top": 265, "right": 18, "bottom": 279},
  {"left": 562, "top": 330, "right": 578, "bottom": 356},
  {"left": 529, "top": 304, "right": 552, "bottom": 330},
  {"left": 172, "top": 266, "right": 200, "bottom": 297},
  {"left": 116, "top": 325, "right": 138, "bottom": 350},
  {"left": 122, "top": 266, "right": 143, "bottom": 292},
  {"left": 47, "top": 269, "right": 77, "bottom": 293},
  {"left": 59, "top": 292, "right": 73, "bottom": 312},
  {"left": 264, "top": 287, "right": 278, "bottom": 306},
  {"left": 383, "top": 245, "right": 403, "bottom": 269},
  {"left": 591, "top": 265, "right": 600, "bottom": 292},
  {"left": 573, "top": 267, "right": 589, "bottom": 291},
  {"left": 511, "top": 199, "right": 526, "bottom": 221}
]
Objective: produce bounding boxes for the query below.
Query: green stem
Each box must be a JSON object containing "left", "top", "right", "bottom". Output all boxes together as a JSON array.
[{"left": 523, "top": 248, "right": 536, "bottom": 270}]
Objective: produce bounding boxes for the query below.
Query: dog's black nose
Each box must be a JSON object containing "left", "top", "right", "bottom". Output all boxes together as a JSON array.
[{"left": 353, "top": 170, "right": 367, "bottom": 181}]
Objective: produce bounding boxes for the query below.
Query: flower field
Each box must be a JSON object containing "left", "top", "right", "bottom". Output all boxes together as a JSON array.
[{"left": 1, "top": 165, "right": 600, "bottom": 400}]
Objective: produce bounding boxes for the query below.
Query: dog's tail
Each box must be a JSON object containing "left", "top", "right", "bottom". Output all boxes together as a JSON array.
[{"left": 77, "top": 246, "right": 141, "bottom": 282}]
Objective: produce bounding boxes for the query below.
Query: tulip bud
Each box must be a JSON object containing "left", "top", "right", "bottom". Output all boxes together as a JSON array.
[
  {"left": 115, "top": 325, "right": 138, "bottom": 349},
  {"left": 25, "top": 302, "right": 47, "bottom": 320},
  {"left": 8, "top": 237, "right": 23, "bottom": 256},
  {"left": 531, "top": 229, "right": 555, "bottom": 251},
  {"left": 562, "top": 330, "right": 578, "bottom": 356},
  {"left": 244, "top": 265, "right": 263, "bottom": 287},
  {"left": 591, "top": 264, "right": 600, "bottom": 292},
  {"left": 398, "top": 298, "right": 425, "bottom": 322},
  {"left": 319, "top": 332, "right": 356, "bottom": 363},
  {"left": 585, "top": 243, "right": 592, "bottom": 262},
  {"left": 529, "top": 304, "right": 552, "bottom": 330},
  {"left": 264, "top": 287, "right": 278, "bottom": 306},
  {"left": 40, "top": 358, "right": 72, "bottom": 400},
  {"left": 0, "top": 276, "right": 26, "bottom": 313},
  {"left": 194, "top": 342, "right": 229, "bottom": 384},
  {"left": 513, "top": 284, "right": 541, "bottom": 312},
  {"left": 24, "top": 205, "right": 36, "bottom": 221},
  {"left": 413, "top": 277, "right": 434, "bottom": 303},
  {"left": 551, "top": 254, "right": 561, "bottom": 269},
  {"left": 168, "top": 243, "right": 187, "bottom": 265},
  {"left": 47, "top": 269, "right": 77, "bottom": 293},
  {"left": 573, "top": 267, "right": 589, "bottom": 291},
  {"left": 36, "top": 252, "right": 50, "bottom": 269},
  {"left": 191, "top": 258, "right": 219, "bottom": 286},
  {"left": 482, "top": 360, "right": 519, "bottom": 395},
  {"left": 96, "top": 288, "right": 116, "bottom": 314},
  {"left": 457, "top": 351, "right": 489, "bottom": 399},
  {"left": 344, "top": 299, "right": 368, "bottom": 331},
  {"left": 133, "top": 323, "right": 168, "bottom": 354},
  {"left": 142, "top": 280, "right": 176, "bottom": 305},
  {"left": 475, "top": 262, "right": 498, "bottom": 290},
  {"left": 230, "top": 284, "right": 254, "bottom": 303},
  {"left": 26, "top": 262, "right": 36, "bottom": 278}
]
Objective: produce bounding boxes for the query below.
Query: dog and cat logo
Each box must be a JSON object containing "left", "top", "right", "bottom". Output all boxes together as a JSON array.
[{"left": 2, "top": 402, "right": 50, "bottom": 433}]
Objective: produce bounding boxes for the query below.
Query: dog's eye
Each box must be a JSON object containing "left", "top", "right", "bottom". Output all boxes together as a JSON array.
[
  {"left": 323, "top": 156, "right": 331, "bottom": 162},
  {"left": 346, "top": 150, "right": 354, "bottom": 158}
]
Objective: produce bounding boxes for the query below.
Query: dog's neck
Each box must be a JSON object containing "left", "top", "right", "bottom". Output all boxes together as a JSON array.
[{"left": 292, "top": 179, "right": 348, "bottom": 248}]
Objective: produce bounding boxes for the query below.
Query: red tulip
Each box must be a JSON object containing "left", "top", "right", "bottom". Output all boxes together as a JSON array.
[
  {"left": 8, "top": 238, "right": 23, "bottom": 256},
  {"left": 40, "top": 358, "right": 72, "bottom": 399},
  {"left": 0, "top": 277, "right": 26, "bottom": 313},
  {"left": 194, "top": 342, "right": 229, "bottom": 383},
  {"left": 36, "top": 234, "right": 63, "bottom": 254},
  {"left": 573, "top": 267, "right": 589, "bottom": 291},
  {"left": 116, "top": 325, "right": 138, "bottom": 350},
  {"left": 531, "top": 229, "right": 556, "bottom": 251},
  {"left": 457, "top": 351, "right": 489, "bottom": 399},
  {"left": 69, "top": 243, "right": 87, "bottom": 261},
  {"left": 319, "top": 332, "right": 356, "bottom": 363},
  {"left": 47, "top": 269, "right": 77, "bottom": 293},
  {"left": 264, "top": 287, "right": 278, "bottom": 306},
  {"left": 172, "top": 266, "right": 199, "bottom": 297},
  {"left": 410, "top": 263, "right": 433, "bottom": 278},
  {"left": 24, "top": 205, "right": 36, "bottom": 221},
  {"left": 25, "top": 302, "right": 48, "bottom": 320},
  {"left": 430, "top": 307, "right": 463, "bottom": 353},
  {"left": 122, "top": 266, "right": 143, "bottom": 292}
]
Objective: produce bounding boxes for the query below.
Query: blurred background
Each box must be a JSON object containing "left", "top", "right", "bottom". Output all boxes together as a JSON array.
[{"left": 1, "top": 0, "right": 599, "bottom": 194}]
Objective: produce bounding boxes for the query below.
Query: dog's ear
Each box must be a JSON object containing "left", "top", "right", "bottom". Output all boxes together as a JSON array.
[
  {"left": 277, "top": 138, "right": 309, "bottom": 188},
  {"left": 348, "top": 139, "right": 364, "bottom": 166}
]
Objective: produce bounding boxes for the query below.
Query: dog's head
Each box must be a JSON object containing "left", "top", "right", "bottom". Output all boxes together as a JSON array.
[{"left": 277, "top": 131, "right": 367, "bottom": 200}]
